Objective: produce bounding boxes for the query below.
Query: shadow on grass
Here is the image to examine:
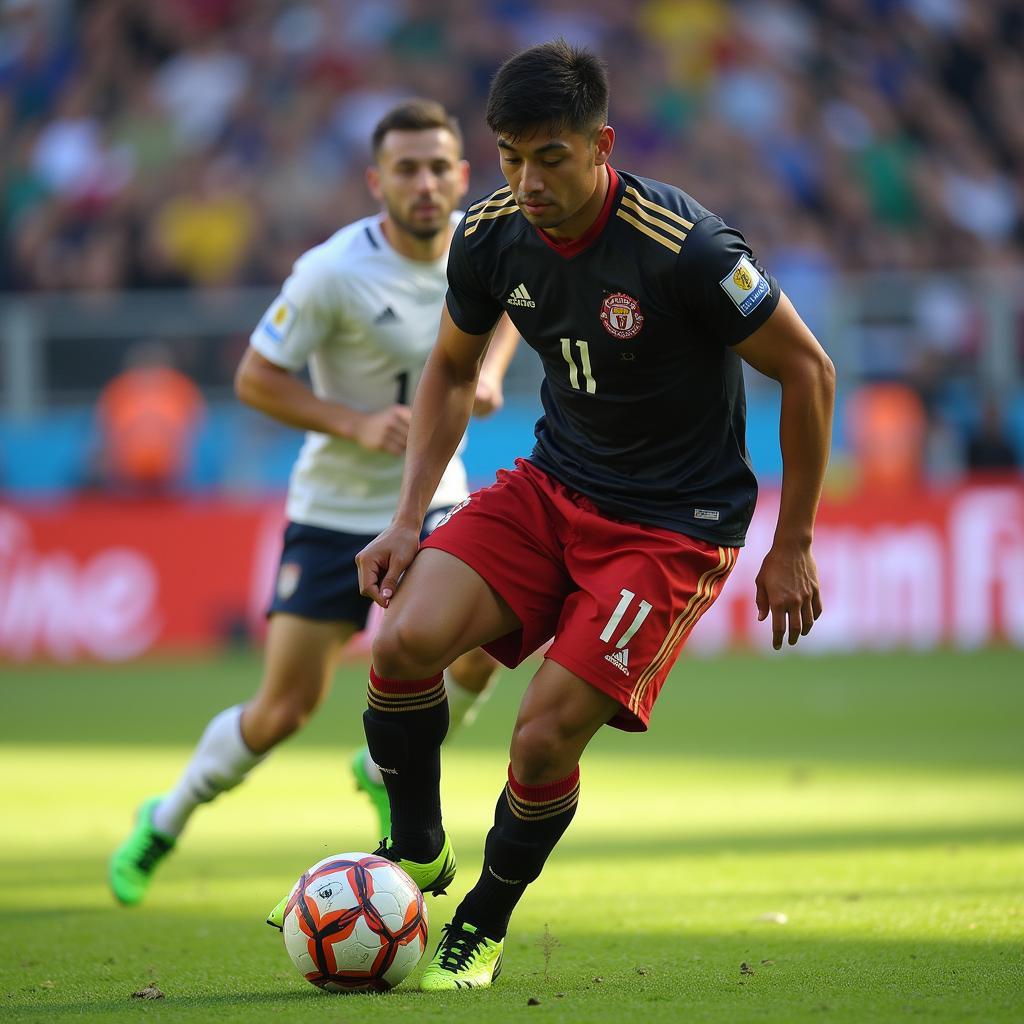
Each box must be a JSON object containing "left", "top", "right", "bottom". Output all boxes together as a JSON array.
[
  {"left": 3, "top": 928, "right": 1022, "bottom": 1024},
  {"left": 3, "top": 818, "right": 1022, "bottom": 895}
]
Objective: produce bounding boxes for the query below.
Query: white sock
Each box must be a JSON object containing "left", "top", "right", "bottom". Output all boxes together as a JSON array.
[
  {"left": 444, "top": 667, "right": 494, "bottom": 734},
  {"left": 153, "top": 705, "right": 265, "bottom": 838}
]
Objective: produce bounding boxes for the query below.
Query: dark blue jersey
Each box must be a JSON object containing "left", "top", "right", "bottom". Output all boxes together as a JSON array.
[{"left": 445, "top": 166, "right": 780, "bottom": 545}]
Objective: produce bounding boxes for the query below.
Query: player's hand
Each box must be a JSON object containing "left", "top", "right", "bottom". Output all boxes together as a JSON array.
[
  {"left": 472, "top": 375, "right": 504, "bottom": 418},
  {"left": 754, "top": 540, "right": 822, "bottom": 650},
  {"left": 356, "top": 523, "right": 421, "bottom": 608},
  {"left": 352, "top": 406, "right": 412, "bottom": 455}
]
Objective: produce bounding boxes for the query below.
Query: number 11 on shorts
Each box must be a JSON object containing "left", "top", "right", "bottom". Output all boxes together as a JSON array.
[{"left": 599, "top": 589, "right": 653, "bottom": 648}]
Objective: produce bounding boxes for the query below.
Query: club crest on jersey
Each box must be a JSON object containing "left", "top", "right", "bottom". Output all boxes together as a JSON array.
[
  {"left": 600, "top": 292, "right": 644, "bottom": 339},
  {"left": 276, "top": 562, "right": 302, "bottom": 601}
]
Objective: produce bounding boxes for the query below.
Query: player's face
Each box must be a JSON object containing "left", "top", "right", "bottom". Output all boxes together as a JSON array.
[
  {"left": 368, "top": 128, "right": 469, "bottom": 241},
  {"left": 497, "top": 124, "right": 615, "bottom": 238}
]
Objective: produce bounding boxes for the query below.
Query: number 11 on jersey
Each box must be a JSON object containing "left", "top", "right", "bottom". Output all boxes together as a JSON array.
[{"left": 562, "top": 338, "right": 596, "bottom": 394}]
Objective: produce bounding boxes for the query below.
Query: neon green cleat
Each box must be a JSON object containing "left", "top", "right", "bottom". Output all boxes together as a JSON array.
[
  {"left": 265, "top": 893, "right": 288, "bottom": 931},
  {"left": 351, "top": 748, "right": 391, "bottom": 839},
  {"left": 108, "top": 797, "right": 175, "bottom": 906},
  {"left": 419, "top": 921, "right": 503, "bottom": 991},
  {"left": 376, "top": 832, "right": 456, "bottom": 896}
]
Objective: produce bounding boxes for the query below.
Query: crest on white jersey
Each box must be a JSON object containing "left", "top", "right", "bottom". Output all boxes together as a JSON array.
[{"left": 260, "top": 298, "right": 298, "bottom": 343}]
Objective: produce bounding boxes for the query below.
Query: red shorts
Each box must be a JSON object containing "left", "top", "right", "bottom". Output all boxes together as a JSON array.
[{"left": 421, "top": 459, "right": 738, "bottom": 732}]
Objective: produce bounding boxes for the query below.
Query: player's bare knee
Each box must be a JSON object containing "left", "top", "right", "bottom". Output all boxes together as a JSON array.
[
  {"left": 250, "top": 689, "right": 319, "bottom": 747},
  {"left": 509, "top": 718, "right": 571, "bottom": 784},
  {"left": 372, "top": 615, "right": 448, "bottom": 679}
]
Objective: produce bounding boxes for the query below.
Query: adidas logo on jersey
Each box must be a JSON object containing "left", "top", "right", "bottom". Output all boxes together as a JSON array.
[
  {"left": 603, "top": 648, "right": 630, "bottom": 676},
  {"left": 374, "top": 306, "right": 399, "bottom": 324},
  {"left": 506, "top": 283, "right": 536, "bottom": 308}
]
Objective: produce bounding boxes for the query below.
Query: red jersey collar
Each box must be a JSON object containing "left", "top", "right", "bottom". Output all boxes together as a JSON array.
[{"left": 534, "top": 165, "right": 620, "bottom": 259}]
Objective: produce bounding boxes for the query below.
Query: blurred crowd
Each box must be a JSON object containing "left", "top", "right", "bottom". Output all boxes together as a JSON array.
[
  {"left": 3, "top": 0, "right": 1024, "bottom": 295},
  {"left": 1, "top": 0, "right": 1022, "bottom": 493}
]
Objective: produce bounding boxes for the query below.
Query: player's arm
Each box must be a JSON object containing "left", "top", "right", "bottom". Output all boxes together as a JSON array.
[
  {"left": 241, "top": 259, "right": 413, "bottom": 455},
  {"left": 234, "top": 349, "right": 409, "bottom": 455},
  {"left": 356, "top": 306, "right": 494, "bottom": 605},
  {"left": 734, "top": 292, "right": 836, "bottom": 649},
  {"left": 473, "top": 314, "right": 520, "bottom": 417}
]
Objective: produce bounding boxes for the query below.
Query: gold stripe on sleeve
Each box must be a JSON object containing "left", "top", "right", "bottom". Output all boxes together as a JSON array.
[
  {"left": 467, "top": 186, "right": 512, "bottom": 213},
  {"left": 465, "top": 204, "right": 519, "bottom": 235},
  {"left": 615, "top": 209, "right": 682, "bottom": 254},
  {"left": 619, "top": 195, "right": 689, "bottom": 241},
  {"left": 624, "top": 185, "right": 695, "bottom": 229}
]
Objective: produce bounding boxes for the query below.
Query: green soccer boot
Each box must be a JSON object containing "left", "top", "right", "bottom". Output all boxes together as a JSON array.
[
  {"left": 419, "top": 921, "right": 504, "bottom": 991},
  {"left": 265, "top": 891, "right": 290, "bottom": 931},
  {"left": 108, "top": 797, "right": 175, "bottom": 906},
  {"left": 374, "top": 832, "right": 456, "bottom": 896},
  {"left": 264, "top": 832, "right": 456, "bottom": 932},
  {"left": 350, "top": 748, "right": 391, "bottom": 839}
]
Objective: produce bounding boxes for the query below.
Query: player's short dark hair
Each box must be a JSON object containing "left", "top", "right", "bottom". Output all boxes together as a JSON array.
[
  {"left": 371, "top": 99, "right": 463, "bottom": 156},
  {"left": 486, "top": 39, "right": 609, "bottom": 141}
]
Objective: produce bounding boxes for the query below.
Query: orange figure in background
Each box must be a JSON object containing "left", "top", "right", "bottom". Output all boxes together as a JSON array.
[
  {"left": 846, "top": 382, "right": 927, "bottom": 494},
  {"left": 95, "top": 342, "right": 205, "bottom": 493}
]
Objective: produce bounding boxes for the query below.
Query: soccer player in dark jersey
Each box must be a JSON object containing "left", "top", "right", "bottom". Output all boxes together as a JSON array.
[{"left": 328, "top": 41, "right": 833, "bottom": 989}]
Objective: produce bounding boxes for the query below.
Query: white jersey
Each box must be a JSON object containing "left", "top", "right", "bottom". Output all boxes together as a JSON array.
[{"left": 250, "top": 213, "right": 469, "bottom": 534}]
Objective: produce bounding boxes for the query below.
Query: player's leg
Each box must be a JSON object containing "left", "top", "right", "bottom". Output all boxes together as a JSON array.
[
  {"left": 111, "top": 520, "right": 372, "bottom": 907},
  {"left": 351, "top": 503, "right": 501, "bottom": 828},
  {"left": 108, "top": 613, "right": 352, "bottom": 906},
  {"left": 424, "top": 505, "right": 502, "bottom": 734},
  {"left": 156, "top": 613, "right": 351, "bottom": 834},
  {"left": 420, "top": 660, "right": 617, "bottom": 990},
  {"left": 445, "top": 647, "right": 500, "bottom": 730},
  {"left": 363, "top": 548, "right": 521, "bottom": 882},
  {"left": 351, "top": 648, "right": 499, "bottom": 842},
  {"left": 358, "top": 464, "right": 572, "bottom": 904},
  {"left": 420, "top": 493, "right": 739, "bottom": 989},
  {"left": 436, "top": 522, "right": 736, "bottom": 944}
]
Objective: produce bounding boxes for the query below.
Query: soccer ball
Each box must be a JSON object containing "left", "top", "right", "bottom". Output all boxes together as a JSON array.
[{"left": 280, "top": 852, "right": 428, "bottom": 993}]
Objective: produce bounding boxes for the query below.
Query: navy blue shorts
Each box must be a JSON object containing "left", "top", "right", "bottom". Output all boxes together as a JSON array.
[{"left": 267, "top": 510, "right": 457, "bottom": 627}]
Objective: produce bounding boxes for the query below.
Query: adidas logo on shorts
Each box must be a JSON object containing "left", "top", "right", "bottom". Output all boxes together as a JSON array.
[{"left": 603, "top": 648, "right": 630, "bottom": 676}]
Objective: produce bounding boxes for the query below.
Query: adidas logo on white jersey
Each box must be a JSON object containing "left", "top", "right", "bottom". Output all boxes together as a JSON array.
[
  {"left": 374, "top": 306, "right": 399, "bottom": 324},
  {"left": 603, "top": 648, "right": 630, "bottom": 676},
  {"left": 506, "top": 283, "right": 536, "bottom": 308}
]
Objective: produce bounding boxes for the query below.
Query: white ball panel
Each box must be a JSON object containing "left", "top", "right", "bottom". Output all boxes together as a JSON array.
[
  {"left": 381, "top": 934, "right": 426, "bottom": 988},
  {"left": 369, "top": 889, "right": 402, "bottom": 932},
  {"left": 328, "top": 931, "right": 380, "bottom": 972}
]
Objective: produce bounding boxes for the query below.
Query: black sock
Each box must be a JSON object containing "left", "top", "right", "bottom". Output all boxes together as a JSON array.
[
  {"left": 455, "top": 764, "right": 580, "bottom": 940},
  {"left": 362, "top": 667, "right": 448, "bottom": 861}
]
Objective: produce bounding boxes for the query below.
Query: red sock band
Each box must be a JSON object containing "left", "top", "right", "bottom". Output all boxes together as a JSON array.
[
  {"left": 507, "top": 763, "right": 580, "bottom": 803},
  {"left": 368, "top": 667, "right": 443, "bottom": 695}
]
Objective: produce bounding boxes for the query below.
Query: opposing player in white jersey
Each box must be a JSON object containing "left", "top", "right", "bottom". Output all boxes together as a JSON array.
[{"left": 108, "top": 99, "right": 519, "bottom": 906}]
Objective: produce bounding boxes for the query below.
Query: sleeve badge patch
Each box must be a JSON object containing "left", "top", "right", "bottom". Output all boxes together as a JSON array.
[
  {"left": 719, "top": 255, "right": 770, "bottom": 316},
  {"left": 260, "top": 297, "right": 297, "bottom": 343}
]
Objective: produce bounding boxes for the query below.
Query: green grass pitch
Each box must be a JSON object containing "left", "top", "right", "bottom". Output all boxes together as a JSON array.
[{"left": 1, "top": 648, "right": 1022, "bottom": 1023}]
